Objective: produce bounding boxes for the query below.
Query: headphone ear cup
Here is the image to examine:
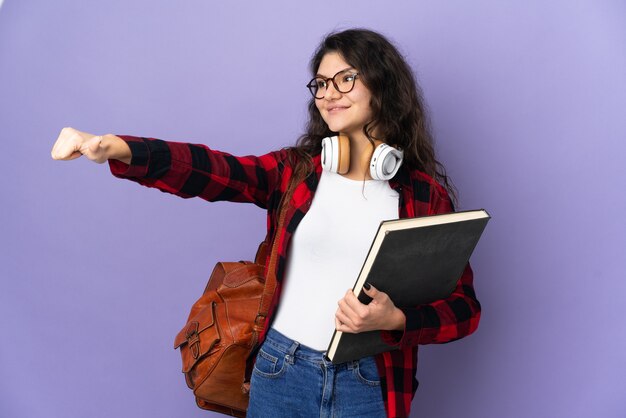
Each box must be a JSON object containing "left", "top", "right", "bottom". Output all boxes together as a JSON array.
[
  {"left": 370, "top": 144, "right": 404, "bottom": 180},
  {"left": 321, "top": 136, "right": 333, "bottom": 172},
  {"left": 321, "top": 135, "right": 350, "bottom": 174}
]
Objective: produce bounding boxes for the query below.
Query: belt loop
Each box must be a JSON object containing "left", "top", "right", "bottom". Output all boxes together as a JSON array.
[{"left": 285, "top": 340, "right": 299, "bottom": 365}]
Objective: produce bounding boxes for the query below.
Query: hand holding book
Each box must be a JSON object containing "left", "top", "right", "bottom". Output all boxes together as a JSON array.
[{"left": 335, "top": 284, "right": 406, "bottom": 333}]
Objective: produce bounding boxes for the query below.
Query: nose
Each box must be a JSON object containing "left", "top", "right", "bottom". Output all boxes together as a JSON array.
[{"left": 322, "top": 81, "right": 342, "bottom": 100}]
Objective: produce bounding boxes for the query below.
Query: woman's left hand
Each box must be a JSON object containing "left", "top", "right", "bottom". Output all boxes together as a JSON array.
[{"left": 335, "top": 284, "right": 406, "bottom": 333}]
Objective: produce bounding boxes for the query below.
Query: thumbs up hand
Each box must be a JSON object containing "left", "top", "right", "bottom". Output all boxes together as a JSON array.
[
  {"left": 51, "top": 127, "right": 108, "bottom": 163},
  {"left": 51, "top": 127, "right": 131, "bottom": 164}
]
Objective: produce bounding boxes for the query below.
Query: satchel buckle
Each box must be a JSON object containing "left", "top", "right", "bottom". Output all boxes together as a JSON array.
[{"left": 186, "top": 322, "right": 201, "bottom": 359}]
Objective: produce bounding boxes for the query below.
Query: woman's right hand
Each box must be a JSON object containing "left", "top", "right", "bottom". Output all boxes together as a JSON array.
[{"left": 51, "top": 127, "right": 131, "bottom": 164}]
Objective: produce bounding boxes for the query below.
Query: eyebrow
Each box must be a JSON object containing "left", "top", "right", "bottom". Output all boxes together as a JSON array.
[{"left": 315, "top": 67, "right": 356, "bottom": 78}]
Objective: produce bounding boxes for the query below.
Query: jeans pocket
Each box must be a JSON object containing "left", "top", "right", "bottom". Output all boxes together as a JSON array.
[
  {"left": 253, "top": 345, "right": 287, "bottom": 378},
  {"left": 354, "top": 357, "right": 381, "bottom": 386}
]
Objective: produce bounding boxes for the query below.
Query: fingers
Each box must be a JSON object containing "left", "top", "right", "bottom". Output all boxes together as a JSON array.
[
  {"left": 336, "top": 289, "right": 368, "bottom": 333},
  {"left": 339, "top": 289, "right": 365, "bottom": 318},
  {"left": 336, "top": 286, "right": 399, "bottom": 333},
  {"left": 336, "top": 291, "right": 356, "bottom": 332},
  {"left": 362, "top": 283, "right": 379, "bottom": 299},
  {"left": 66, "top": 151, "right": 83, "bottom": 160},
  {"left": 335, "top": 314, "right": 360, "bottom": 334},
  {"left": 51, "top": 127, "right": 88, "bottom": 160},
  {"left": 364, "top": 285, "right": 396, "bottom": 309},
  {"left": 335, "top": 311, "right": 353, "bottom": 333}
]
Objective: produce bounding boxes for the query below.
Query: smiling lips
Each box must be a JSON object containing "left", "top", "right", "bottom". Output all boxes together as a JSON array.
[{"left": 327, "top": 105, "right": 349, "bottom": 113}]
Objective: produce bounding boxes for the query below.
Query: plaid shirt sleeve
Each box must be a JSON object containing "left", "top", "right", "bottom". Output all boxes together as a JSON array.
[
  {"left": 107, "top": 135, "right": 289, "bottom": 209},
  {"left": 381, "top": 178, "right": 481, "bottom": 347}
]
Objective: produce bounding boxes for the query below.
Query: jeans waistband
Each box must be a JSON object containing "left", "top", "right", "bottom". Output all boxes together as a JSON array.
[{"left": 264, "top": 328, "right": 358, "bottom": 369}]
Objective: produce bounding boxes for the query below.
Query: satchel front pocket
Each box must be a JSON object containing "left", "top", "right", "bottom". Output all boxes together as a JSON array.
[{"left": 174, "top": 301, "right": 221, "bottom": 375}]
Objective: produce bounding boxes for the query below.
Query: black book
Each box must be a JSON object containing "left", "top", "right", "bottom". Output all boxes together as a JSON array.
[{"left": 326, "top": 209, "right": 491, "bottom": 364}]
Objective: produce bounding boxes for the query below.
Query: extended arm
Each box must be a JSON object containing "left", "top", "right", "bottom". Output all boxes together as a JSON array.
[{"left": 51, "top": 127, "right": 289, "bottom": 208}]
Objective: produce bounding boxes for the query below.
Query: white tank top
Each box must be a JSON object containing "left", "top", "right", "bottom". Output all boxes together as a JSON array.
[{"left": 271, "top": 169, "right": 399, "bottom": 350}]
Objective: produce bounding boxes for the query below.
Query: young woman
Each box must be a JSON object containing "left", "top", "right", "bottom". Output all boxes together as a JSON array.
[{"left": 51, "top": 29, "right": 480, "bottom": 418}]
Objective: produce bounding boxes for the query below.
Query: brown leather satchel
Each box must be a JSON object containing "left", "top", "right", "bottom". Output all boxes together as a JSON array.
[{"left": 173, "top": 215, "right": 284, "bottom": 416}]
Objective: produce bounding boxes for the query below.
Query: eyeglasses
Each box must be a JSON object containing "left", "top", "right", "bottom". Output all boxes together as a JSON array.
[{"left": 306, "top": 69, "right": 359, "bottom": 99}]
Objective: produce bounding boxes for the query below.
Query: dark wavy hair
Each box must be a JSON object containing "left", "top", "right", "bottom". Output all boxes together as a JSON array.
[{"left": 286, "top": 28, "right": 456, "bottom": 202}]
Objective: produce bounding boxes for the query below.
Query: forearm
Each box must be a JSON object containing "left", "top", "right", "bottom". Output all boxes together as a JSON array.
[
  {"left": 101, "top": 134, "right": 131, "bottom": 164},
  {"left": 108, "top": 135, "right": 289, "bottom": 207},
  {"left": 381, "top": 263, "right": 481, "bottom": 347}
]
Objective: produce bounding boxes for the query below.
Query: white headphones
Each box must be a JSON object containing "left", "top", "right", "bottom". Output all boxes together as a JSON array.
[{"left": 321, "top": 135, "right": 404, "bottom": 180}]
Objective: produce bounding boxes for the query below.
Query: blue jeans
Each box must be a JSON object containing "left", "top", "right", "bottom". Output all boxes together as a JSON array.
[{"left": 247, "top": 328, "right": 387, "bottom": 418}]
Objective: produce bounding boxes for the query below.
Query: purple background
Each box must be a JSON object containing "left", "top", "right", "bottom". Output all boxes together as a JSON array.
[{"left": 1, "top": 1, "right": 625, "bottom": 417}]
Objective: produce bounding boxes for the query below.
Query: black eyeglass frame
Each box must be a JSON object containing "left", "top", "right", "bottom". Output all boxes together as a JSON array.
[{"left": 306, "top": 69, "right": 360, "bottom": 99}]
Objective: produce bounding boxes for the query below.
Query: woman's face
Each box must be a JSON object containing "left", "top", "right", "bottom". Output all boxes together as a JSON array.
[{"left": 315, "top": 52, "right": 374, "bottom": 138}]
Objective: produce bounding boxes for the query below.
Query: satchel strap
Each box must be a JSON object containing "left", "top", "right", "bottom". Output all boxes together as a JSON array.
[{"left": 255, "top": 197, "right": 288, "bottom": 329}]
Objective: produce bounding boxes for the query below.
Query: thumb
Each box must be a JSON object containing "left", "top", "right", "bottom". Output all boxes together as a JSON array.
[
  {"left": 80, "top": 135, "right": 102, "bottom": 154},
  {"left": 362, "top": 283, "right": 380, "bottom": 298}
]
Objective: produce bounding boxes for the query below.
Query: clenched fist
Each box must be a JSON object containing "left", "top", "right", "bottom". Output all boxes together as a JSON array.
[{"left": 51, "top": 127, "right": 131, "bottom": 164}]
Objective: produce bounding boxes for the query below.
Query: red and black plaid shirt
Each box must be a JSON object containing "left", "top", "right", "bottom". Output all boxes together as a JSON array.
[{"left": 109, "top": 136, "right": 481, "bottom": 418}]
